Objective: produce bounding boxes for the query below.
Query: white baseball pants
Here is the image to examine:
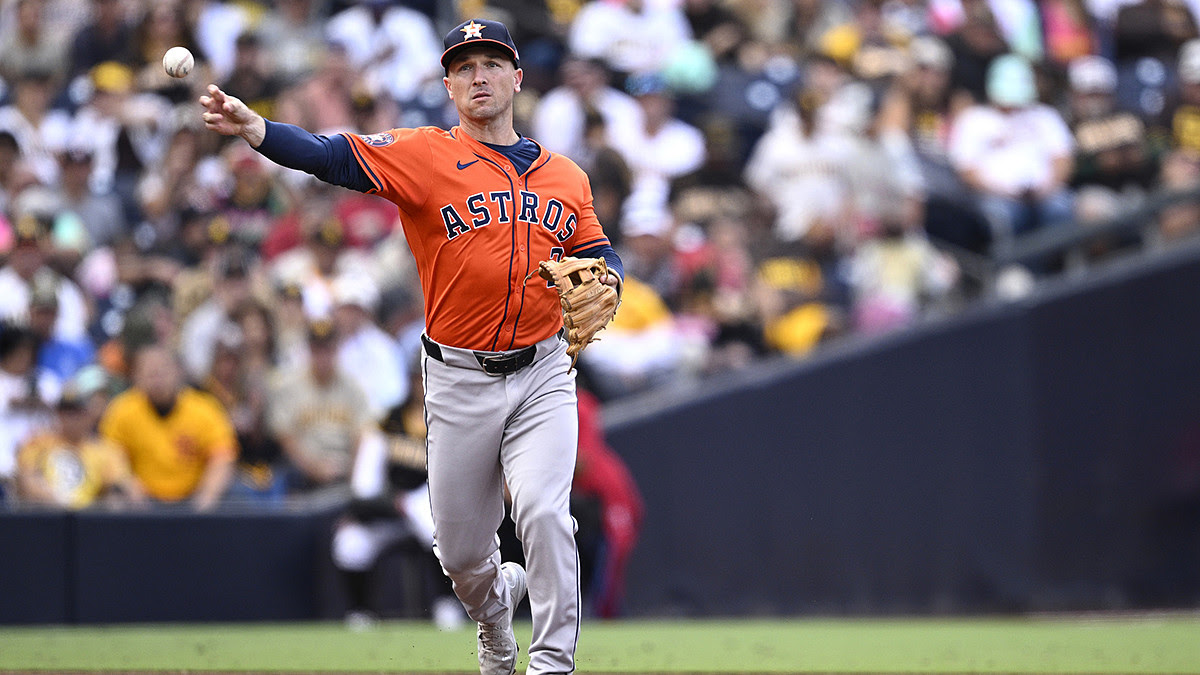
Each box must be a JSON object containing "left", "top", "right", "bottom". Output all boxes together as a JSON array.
[{"left": 422, "top": 332, "right": 580, "bottom": 675}]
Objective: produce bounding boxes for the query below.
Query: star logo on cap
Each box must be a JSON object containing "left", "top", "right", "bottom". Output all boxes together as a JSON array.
[{"left": 460, "top": 20, "right": 485, "bottom": 39}]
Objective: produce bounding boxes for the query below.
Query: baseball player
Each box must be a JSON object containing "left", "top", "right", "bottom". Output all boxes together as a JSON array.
[{"left": 200, "top": 18, "right": 622, "bottom": 675}]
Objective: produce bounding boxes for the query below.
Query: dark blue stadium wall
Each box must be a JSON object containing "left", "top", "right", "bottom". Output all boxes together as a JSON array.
[
  {"left": 4, "top": 245, "right": 1200, "bottom": 623},
  {"left": 606, "top": 243, "right": 1200, "bottom": 616}
]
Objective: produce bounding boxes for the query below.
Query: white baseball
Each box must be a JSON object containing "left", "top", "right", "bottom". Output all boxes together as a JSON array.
[{"left": 163, "top": 46, "right": 194, "bottom": 78}]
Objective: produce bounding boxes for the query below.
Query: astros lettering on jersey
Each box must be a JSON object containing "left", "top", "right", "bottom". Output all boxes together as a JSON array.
[{"left": 344, "top": 127, "right": 610, "bottom": 352}]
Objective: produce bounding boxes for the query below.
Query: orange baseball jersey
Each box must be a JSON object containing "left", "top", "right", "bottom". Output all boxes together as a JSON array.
[{"left": 343, "top": 127, "right": 610, "bottom": 352}]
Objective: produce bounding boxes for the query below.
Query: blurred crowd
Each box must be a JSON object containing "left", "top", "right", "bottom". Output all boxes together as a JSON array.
[{"left": 4, "top": 0, "right": 1200, "bottom": 510}]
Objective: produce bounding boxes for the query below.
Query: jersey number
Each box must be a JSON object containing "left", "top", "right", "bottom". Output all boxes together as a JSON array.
[{"left": 544, "top": 247, "right": 564, "bottom": 287}]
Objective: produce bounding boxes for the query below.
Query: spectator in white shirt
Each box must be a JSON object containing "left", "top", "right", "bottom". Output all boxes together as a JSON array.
[
  {"left": 0, "top": 70, "right": 72, "bottom": 188},
  {"left": 948, "top": 54, "right": 1075, "bottom": 257},
  {"left": 324, "top": 0, "right": 442, "bottom": 105},
  {"left": 330, "top": 272, "right": 408, "bottom": 421},
  {"left": 178, "top": 248, "right": 255, "bottom": 382},
  {"left": 531, "top": 56, "right": 643, "bottom": 162},
  {"left": 0, "top": 214, "right": 89, "bottom": 343},
  {"left": 610, "top": 73, "right": 706, "bottom": 208},
  {"left": 568, "top": 0, "right": 693, "bottom": 78}
]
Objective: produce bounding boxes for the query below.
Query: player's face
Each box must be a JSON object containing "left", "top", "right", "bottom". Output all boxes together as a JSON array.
[{"left": 443, "top": 47, "right": 522, "bottom": 123}]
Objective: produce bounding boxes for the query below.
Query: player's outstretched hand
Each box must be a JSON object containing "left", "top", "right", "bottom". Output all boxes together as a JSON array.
[{"left": 199, "top": 84, "right": 265, "bottom": 147}]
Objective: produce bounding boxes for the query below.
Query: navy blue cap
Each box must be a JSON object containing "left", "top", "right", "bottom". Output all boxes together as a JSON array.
[{"left": 441, "top": 18, "right": 520, "bottom": 70}]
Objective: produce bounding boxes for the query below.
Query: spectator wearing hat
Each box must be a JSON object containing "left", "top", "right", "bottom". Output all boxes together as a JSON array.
[
  {"left": 271, "top": 281, "right": 311, "bottom": 374},
  {"left": 744, "top": 74, "right": 882, "bottom": 250},
  {"left": 221, "top": 32, "right": 286, "bottom": 123},
  {"left": 67, "top": 0, "right": 136, "bottom": 81},
  {"left": 948, "top": 54, "right": 1075, "bottom": 259},
  {"left": 0, "top": 69, "right": 72, "bottom": 187},
  {"left": 27, "top": 272, "right": 96, "bottom": 406},
  {"left": 178, "top": 247, "right": 256, "bottom": 382},
  {"left": 617, "top": 194, "right": 680, "bottom": 304},
  {"left": 267, "top": 215, "right": 356, "bottom": 320},
  {"left": 58, "top": 145, "right": 126, "bottom": 249},
  {"left": 330, "top": 272, "right": 408, "bottom": 421},
  {"left": 15, "top": 379, "right": 144, "bottom": 510},
  {"left": 0, "top": 215, "right": 90, "bottom": 343},
  {"left": 202, "top": 309, "right": 285, "bottom": 504},
  {"left": 67, "top": 61, "right": 171, "bottom": 222},
  {"left": 99, "top": 344, "right": 237, "bottom": 511},
  {"left": 1065, "top": 55, "right": 1159, "bottom": 199},
  {"left": 267, "top": 319, "right": 372, "bottom": 492},
  {"left": 216, "top": 143, "right": 292, "bottom": 248},
  {"left": 609, "top": 73, "right": 706, "bottom": 216},
  {"left": 532, "top": 56, "right": 643, "bottom": 163}
]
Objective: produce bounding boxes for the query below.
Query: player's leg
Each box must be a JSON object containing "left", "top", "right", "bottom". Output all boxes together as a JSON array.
[
  {"left": 501, "top": 340, "right": 580, "bottom": 675},
  {"left": 422, "top": 354, "right": 513, "bottom": 626}
]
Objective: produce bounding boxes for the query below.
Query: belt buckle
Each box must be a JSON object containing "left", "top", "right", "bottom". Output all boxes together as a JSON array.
[
  {"left": 477, "top": 353, "right": 516, "bottom": 375},
  {"left": 474, "top": 346, "right": 535, "bottom": 375}
]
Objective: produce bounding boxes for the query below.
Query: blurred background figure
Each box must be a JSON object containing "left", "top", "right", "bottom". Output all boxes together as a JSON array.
[
  {"left": 201, "top": 303, "right": 284, "bottom": 504},
  {"left": 330, "top": 272, "right": 407, "bottom": 421},
  {"left": 178, "top": 246, "right": 256, "bottom": 382},
  {"left": 15, "top": 375, "right": 143, "bottom": 510},
  {"left": 0, "top": 68, "right": 70, "bottom": 188},
  {"left": 0, "top": 324, "right": 50, "bottom": 503},
  {"left": 532, "top": 56, "right": 642, "bottom": 163},
  {"left": 572, "top": 385, "right": 643, "bottom": 618},
  {"left": 0, "top": 0, "right": 69, "bottom": 86},
  {"left": 0, "top": 214, "right": 89, "bottom": 343},
  {"left": 567, "top": 0, "right": 693, "bottom": 81},
  {"left": 268, "top": 319, "right": 370, "bottom": 494},
  {"left": 99, "top": 344, "right": 236, "bottom": 511},
  {"left": 612, "top": 73, "right": 707, "bottom": 214},
  {"left": 331, "top": 363, "right": 465, "bottom": 630},
  {"left": 324, "top": 0, "right": 442, "bottom": 109},
  {"left": 948, "top": 54, "right": 1075, "bottom": 259}
]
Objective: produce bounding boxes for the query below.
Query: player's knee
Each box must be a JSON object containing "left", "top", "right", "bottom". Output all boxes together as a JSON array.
[
  {"left": 513, "top": 503, "right": 573, "bottom": 542},
  {"left": 332, "top": 523, "right": 377, "bottom": 571},
  {"left": 436, "top": 546, "right": 492, "bottom": 575}
]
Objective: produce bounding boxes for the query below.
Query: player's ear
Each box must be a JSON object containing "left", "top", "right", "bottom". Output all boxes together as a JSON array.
[
  {"left": 444, "top": 75, "right": 452, "bottom": 99},
  {"left": 513, "top": 68, "right": 523, "bottom": 94}
]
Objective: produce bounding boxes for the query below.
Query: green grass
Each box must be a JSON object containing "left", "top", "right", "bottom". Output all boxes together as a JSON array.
[{"left": 1, "top": 616, "right": 1199, "bottom": 673}]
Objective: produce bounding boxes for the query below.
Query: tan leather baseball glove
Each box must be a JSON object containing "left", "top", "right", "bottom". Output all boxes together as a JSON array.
[{"left": 536, "top": 256, "right": 619, "bottom": 371}]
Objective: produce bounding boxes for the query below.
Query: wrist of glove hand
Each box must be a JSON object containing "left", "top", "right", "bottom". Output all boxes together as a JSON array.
[{"left": 534, "top": 256, "right": 621, "bottom": 371}]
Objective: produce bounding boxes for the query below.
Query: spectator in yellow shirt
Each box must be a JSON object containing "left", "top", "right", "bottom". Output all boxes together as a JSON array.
[
  {"left": 17, "top": 385, "right": 145, "bottom": 510},
  {"left": 100, "top": 345, "right": 237, "bottom": 511}
]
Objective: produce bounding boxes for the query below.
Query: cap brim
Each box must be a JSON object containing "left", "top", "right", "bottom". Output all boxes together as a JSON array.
[{"left": 441, "top": 40, "right": 519, "bottom": 69}]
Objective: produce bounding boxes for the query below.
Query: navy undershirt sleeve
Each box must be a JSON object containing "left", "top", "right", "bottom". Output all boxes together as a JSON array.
[
  {"left": 255, "top": 120, "right": 375, "bottom": 193},
  {"left": 574, "top": 243, "right": 624, "bottom": 282}
]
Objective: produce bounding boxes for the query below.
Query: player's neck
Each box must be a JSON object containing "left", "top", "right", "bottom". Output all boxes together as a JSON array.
[{"left": 459, "top": 118, "right": 519, "bottom": 146}]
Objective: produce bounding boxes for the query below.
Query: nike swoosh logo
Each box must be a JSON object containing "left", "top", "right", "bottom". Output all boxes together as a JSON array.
[{"left": 457, "top": 160, "right": 479, "bottom": 170}]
